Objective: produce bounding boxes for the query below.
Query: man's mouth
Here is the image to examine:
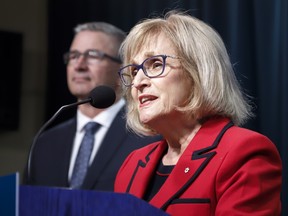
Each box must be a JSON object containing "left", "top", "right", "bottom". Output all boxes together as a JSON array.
[{"left": 73, "top": 76, "right": 90, "bottom": 82}]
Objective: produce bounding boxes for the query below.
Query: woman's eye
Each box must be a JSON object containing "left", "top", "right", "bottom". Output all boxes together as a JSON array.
[
  {"left": 131, "top": 69, "right": 138, "bottom": 77},
  {"left": 152, "top": 61, "right": 163, "bottom": 69}
]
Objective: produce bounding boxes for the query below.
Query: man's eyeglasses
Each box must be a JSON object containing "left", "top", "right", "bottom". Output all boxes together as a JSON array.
[
  {"left": 63, "top": 49, "right": 122, "bottom": 65},
  {"left": 118, "top": 55, "right": 179, "bottom": 87}
]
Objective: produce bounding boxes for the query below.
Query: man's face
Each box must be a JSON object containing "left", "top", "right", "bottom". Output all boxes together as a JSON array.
[{"left": 66, "top": 30, "right": 121, "bottom": 100}]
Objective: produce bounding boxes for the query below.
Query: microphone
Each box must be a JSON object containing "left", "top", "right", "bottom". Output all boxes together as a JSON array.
[
  {"left": 89, "top": 85, "right": 116, "bottom": 108},
  {"left": 26, "top": 85, "right": 116, "bottom": 182}
]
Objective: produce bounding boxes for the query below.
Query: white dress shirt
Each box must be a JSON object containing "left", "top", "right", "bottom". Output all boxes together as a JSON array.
[{"left": 68, "top": 98, "right": 125, "bottom": 180}]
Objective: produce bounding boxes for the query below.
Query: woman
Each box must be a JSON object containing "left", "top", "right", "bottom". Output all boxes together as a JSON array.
[{"left": 114, "top": 11, "right": 282, "bottom": 215}]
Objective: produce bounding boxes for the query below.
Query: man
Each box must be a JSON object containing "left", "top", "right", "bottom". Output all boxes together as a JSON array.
[{"left": 23, "top": 22, "right": 161, "bottom": 191}]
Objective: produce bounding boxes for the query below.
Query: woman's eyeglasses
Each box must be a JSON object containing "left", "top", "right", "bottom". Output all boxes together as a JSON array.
[{"left": 118, "top": 55, "right": 178, "bottom": 87}]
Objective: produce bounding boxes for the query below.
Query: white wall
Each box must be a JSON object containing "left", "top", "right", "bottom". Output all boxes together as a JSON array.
[{"left": 0, "top": 0, "right": 47, "bottom": 181}]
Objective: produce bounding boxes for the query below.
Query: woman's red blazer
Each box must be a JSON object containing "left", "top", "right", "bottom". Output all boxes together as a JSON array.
[{"left": 115, "top": 117, "right": 282, "bottom": 216}]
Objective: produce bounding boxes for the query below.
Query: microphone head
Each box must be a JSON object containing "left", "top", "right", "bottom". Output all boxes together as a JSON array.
[{"left": 89, "top": 85, "right": 116, "bottom": 109}]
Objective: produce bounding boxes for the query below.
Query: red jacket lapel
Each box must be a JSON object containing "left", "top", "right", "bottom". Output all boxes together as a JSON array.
[
  {"left": 149, "top": 118, "right": 232, "bottom": 209},
  {"left": 124, "top": 140, "right": 168, "bottom": 197}
]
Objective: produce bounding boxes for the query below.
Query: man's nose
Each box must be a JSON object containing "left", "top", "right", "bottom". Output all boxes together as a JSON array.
[{"left": 74, "top": 55, "right": 88, "bottom": 68}]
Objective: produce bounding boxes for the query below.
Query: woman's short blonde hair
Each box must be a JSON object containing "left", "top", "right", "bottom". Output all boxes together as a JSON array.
[{"left": 120, "top": 11, "right": 254, "bottom": 136}]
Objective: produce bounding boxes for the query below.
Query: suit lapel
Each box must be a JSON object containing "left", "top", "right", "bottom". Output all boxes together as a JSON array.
[
  {"left": 41, "top": 118, "right": 76, "bottom": 186},
  {"left": 83, "top": 107, "right": 127, "bottom": 189},
  {"left": 60, "top": 120, "right": 77, "bottom": 186}
]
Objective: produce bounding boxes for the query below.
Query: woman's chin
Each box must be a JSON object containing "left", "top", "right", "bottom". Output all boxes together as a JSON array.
[
  {"left": 140, "top": 114, "right": 161, "bottom": 127},
  {"left": 139, "top": 114, "right": 153, "bottom": 125},
  {"left": 140, "top": 118, "right": 151, "bottom": 125}
]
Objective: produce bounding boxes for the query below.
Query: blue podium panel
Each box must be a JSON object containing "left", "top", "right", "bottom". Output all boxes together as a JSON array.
[
  {"left": 19, "top": 186, "right": 169, "bottom": 216},
  {"left": 0, "top": 173, "right": 19, "bottom": 216}
]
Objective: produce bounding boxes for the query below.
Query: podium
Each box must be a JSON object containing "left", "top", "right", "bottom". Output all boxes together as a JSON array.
[
  {"left": 0, "top": 173, "right": 19, "bottom": 216},
  {"left": 0, "top": 173, "right": 168, "bottom": 216},
  {"left": 19, "top": 185, "right": 169, "bottom": 216}
]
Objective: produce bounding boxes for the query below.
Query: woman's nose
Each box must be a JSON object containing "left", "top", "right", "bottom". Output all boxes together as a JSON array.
[{"left": 133, "top": 69, "right": 150, "bottom": 89}]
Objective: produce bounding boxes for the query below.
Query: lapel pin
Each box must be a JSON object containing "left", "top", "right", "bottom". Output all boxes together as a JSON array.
[{"left": 184, "top": 167, "right": 190, "bottom": 173}]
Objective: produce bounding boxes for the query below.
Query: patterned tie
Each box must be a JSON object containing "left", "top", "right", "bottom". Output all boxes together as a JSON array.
[{"left": 70, "top": 121, "right": 100, "bottom": 189}]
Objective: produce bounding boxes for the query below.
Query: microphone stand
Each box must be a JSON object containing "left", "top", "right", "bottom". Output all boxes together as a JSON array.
[
  {"left": 26, "top": 85, "right": 116, "bottom": 183},
  {"left": 26, "top": 98, "right": 91, "bottom": 183}
]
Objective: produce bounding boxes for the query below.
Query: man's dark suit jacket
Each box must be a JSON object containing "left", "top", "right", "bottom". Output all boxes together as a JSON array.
[{"left": 23, "top": 107, "right": 161, "bottom": 191}]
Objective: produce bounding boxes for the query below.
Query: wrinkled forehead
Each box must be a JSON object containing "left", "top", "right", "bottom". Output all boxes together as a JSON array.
[{"left": 127, "top": 32, "right": 169, "bottom": 61}]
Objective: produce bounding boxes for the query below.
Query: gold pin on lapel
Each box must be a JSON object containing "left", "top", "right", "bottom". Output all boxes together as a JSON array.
[{"left": 184, "top": 167, "right": 190, "bottom": 173}]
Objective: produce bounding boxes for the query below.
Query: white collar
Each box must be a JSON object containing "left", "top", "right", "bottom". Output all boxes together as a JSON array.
[{"left": 76, "top": 98, "right": 125, "bottom": 132}]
